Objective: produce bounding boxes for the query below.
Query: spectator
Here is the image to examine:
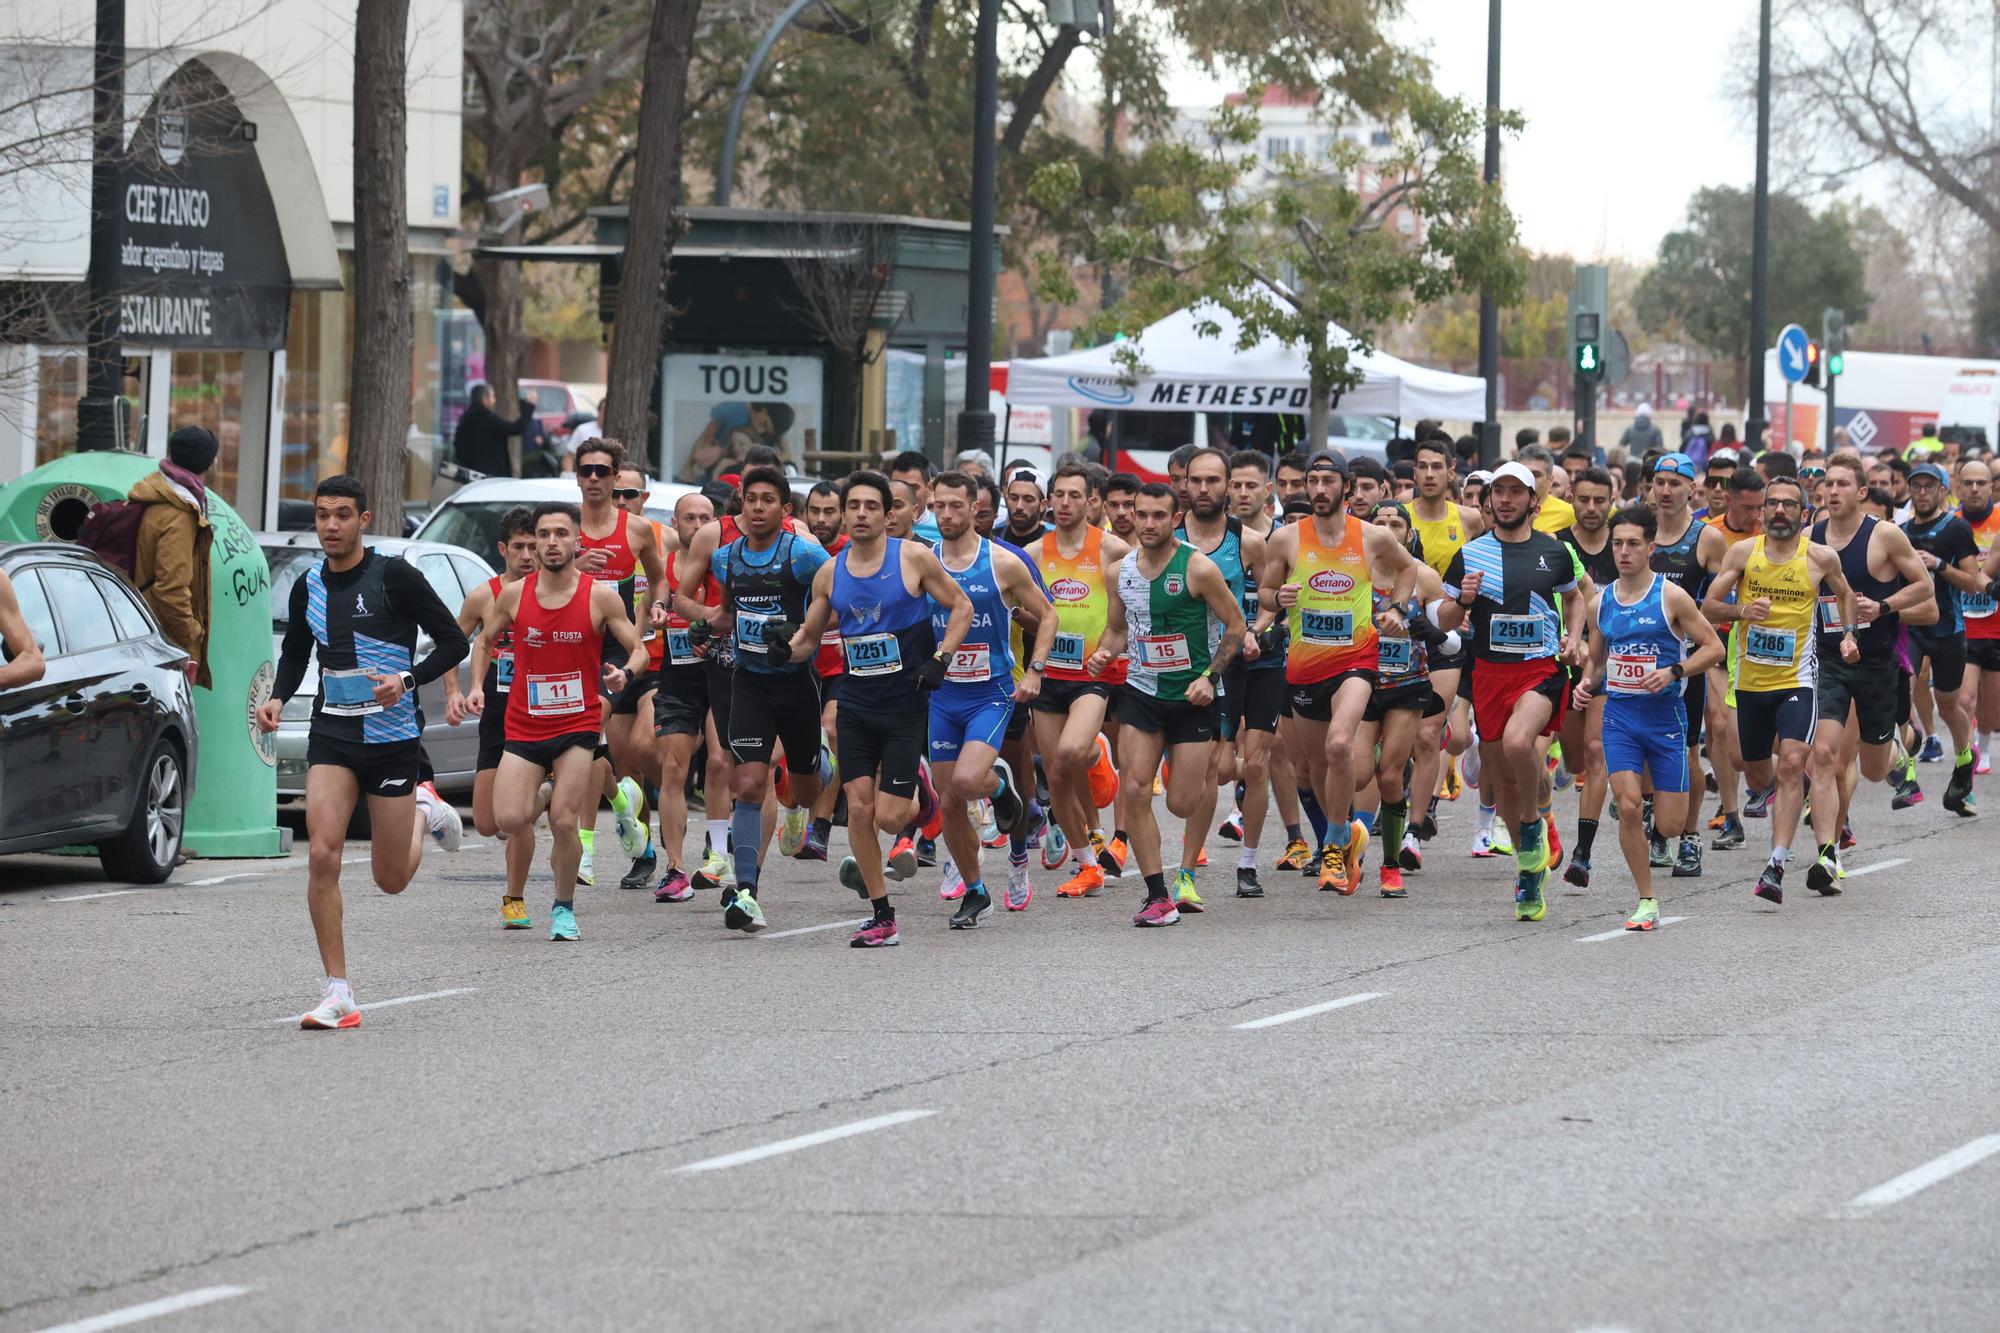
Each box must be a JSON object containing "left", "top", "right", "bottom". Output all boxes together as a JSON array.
[
  {"left": 1455, "top": 433, "right": 1481, "bottom": 475},
  {"left": 954, "top": 448, "right": 996, "bottom": 480},
  {"left": 1514, "top": 426, "right": 1540, "bottom": 458},
  {"left": 517, "top": 398, "right": 561, "bottom": 478},
  {"left": 130, "top": 425, "right": 218, "bottom": 687},
  {"left": 450, "top": 383, "right": 526, "bottom": 478},
  {"left": 1620, "top": 402, "right": 1665, "bottom": 457},
  {"left": 1717, "top": 422, "right": 1739, "bottom": 448},
  {"left": 1906, "top": 421, "right": 1944, "bottom": 463},
  {"left": 1077, "top": 410, "right": 1112, "bottom": 464}
]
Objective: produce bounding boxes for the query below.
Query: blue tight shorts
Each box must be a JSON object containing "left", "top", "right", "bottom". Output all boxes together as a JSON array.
[
  {"left": 1602, "top": 700, "right": 1690, "bottom": 793},
  {"left": 928, "top": 682, "right": 1015, "bottom": 765}
]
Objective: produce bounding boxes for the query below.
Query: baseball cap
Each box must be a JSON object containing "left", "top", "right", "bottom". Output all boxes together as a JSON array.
[
  {"left": 1910, "top": 463, "right": 1950, "bottom": 486},
  {"left": 1652, "top": 452, "right": 1697, "bottom": 480},
  {"left": 1465, "top": 469, "right": 1495, "bottom": 487},
  {"left": 1489, "top": 461, "right": 1536, "bottom": 490},
  {"left": 1307, "top": 450, "right": 1348, "bottom": 475}
]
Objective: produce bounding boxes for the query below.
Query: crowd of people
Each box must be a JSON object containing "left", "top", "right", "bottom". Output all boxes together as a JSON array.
[{"left": 260, "top": 422, "right": 2000, "bottom": 1029}]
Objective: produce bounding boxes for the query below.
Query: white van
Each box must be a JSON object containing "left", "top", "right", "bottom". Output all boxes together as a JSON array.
[{"left": 1938, "top": 367, "right": 2000, "bottom": 451}]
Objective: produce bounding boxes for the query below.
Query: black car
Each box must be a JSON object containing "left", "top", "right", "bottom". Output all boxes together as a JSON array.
[{"left": 0, "top": 544, "right": 201, "bottom": 882}]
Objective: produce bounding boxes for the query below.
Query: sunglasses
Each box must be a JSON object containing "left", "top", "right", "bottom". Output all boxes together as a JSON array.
[
  {"left": 612, "top": 487, "right": 645, "bottom": 500},
  {"left": 1799, "top": 466, "right": 1826, "bottom": 480},
  {"left": 577, "top": 463, "right": 614, "bottom": 479}
]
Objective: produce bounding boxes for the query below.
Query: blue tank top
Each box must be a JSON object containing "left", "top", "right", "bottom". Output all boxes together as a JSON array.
[
  {"left": 1598, "top": 573, "right": 1685, "bottom": 720},
  {"left": 832, "top": 537, "right": 936, "bottom": 710},
  {"left": 1180, "top": 516, "right": 1279, "bottom": 670},
  {"left": 931, "top": 538, "right": 1015, "bottom": 697}
]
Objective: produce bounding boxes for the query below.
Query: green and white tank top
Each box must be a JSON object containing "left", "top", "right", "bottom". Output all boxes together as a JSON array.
[{"left": 1117, "top": 542, "right": 1220, "bottom": 702}]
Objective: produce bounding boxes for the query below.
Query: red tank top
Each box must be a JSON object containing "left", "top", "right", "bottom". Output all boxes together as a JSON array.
[
  {"left": 504, "top": 572, "right": 604, "bottom": 742},
  {"left": 486, "top": 576, "right": 516, "bottom": 691},
  {"left": 815, "top": 534, "right": 849, "bottom": 677},
  {"left": 580, "top": 508, "right": 637, "bottom": 583}
]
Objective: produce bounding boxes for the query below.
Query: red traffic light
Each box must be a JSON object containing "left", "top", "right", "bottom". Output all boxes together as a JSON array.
[{"left": 1805, "top": 340, "right": 1822, "bottom": 388}]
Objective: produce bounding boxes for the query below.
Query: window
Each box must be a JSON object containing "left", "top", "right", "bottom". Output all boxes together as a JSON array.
[
  {"left": 9, "top": 568, "right": 58, "bottom": 658},
  {"left": 1370, "top": 129, "right": 1391, "bottom": 147},
  {"left": 40, "top": 566, "right": 119, "bottom": 654},
  {"left": 414, "top": 554, "right": 465, "bottom": 610},
  {"left": 1264, "top": 136, "right": 1287, "bottom": 163},
  {"left": 264, "top": 547, "right": 321, "bottom": 629},
  {"left": 95, "top": 575, "right": 156, "bottom": 641},
  {"left": 448, "top": 554, "right": 492, "bottom": 599}
]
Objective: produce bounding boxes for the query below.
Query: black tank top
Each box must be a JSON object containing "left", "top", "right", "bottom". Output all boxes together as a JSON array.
[
  {"left": 1813, "top": 514, "right": 1901, "bottom": 661},
  {"left": 1650, "top": 516, "right": 1710, "bottom": 601}
]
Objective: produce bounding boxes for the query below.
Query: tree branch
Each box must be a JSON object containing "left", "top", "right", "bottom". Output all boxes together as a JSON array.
[{"left": 1000, "top": 25, "right": 1082, "bottom": 156}]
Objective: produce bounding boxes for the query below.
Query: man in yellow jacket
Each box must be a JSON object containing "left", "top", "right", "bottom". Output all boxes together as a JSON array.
[{"left": 130, "top": 426, "right": 217, "bottom": 688}]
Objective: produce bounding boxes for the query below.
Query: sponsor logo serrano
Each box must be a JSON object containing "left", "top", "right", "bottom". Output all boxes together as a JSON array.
[
  {"left": 1308, "top": 570, "right": 1354, "bottom": 595},
  {"left": 1051, "top": 577, "right": 1090, "bottom": 602}
]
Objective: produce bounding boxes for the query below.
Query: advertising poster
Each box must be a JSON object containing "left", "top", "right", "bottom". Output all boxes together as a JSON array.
[{"left": 661, "top": 351, "right": 823, "bottom": 483}]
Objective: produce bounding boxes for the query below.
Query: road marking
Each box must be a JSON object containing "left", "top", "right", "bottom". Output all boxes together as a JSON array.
[
  {"left": 1842, "top": 1134, "right": 2000, "bottom": 1213},
  {"left": 49, "top": 890, "right": 142, "bottom": 902},
  {"left": 674, "top": 1109, "right": 936, "bottom": 1173},
  {"left": 1233, "top": 991, "right": 1385, "bottom": 1031},
  {"left": 759, "top": 917, "right": 870, "bottom": 940},
  {"left": 1843, "top": 857, "right": 1907, "bottom": 879},
  {"left": 180, "top": 871, "right": 264, "bottom": 887},
  {"left": 1576, "top": 917, "right": 1687, "bottom": 943},
  {"left": 37, "top": 1285, "right": 250, "bottom": 1333},
  {"left": 270, "top": 987, "right": 476, "bottom": 1024}
]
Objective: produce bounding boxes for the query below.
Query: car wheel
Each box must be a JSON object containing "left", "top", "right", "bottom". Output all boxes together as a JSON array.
[{"left": 100, "top": 739, "right": 186, "bottom": 884}]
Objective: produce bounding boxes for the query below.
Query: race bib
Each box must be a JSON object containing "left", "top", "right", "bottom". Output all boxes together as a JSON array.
[
  {"left": 1489, "top": 613, "right": 1543, "bottom": 654},
  {"left": 1745, "top": 625, "right": 1796, "bottom": 666},
  {"left": 1299, "top": 609, "right": 1354, "bottom": 647},
  {"left": 1817, "top": 596, "right": 1859, "bottom": 633},
  {"left": 1050, "top": 630, "right": 1085, "bottom": 667},
  {"left": 735, "top": 610, "right": 773, "bottom": 656},
  {"left": 525, "top": 671, "right": 586, "bottom": 718},
  {"left": 1607, "top": 652, "right": 1655, "bottom": 694},
  {"left": 843, "top": 632, "right": 903, "bottom": 677},
  {"left": 821, "top": 628, "right": 843, "bottom": 650},
  {"left": 321, "top": 667, "right": 382, "bottom": 717},
  {"left": 947, "top": 644, "right": 992, "bottom": 682},
  {"left": 494, "top": 649, "right": 514, "bottom": 694},
  {"left": 666, "top": 627, "right": 700, "bottom": 668},
  {"left": 1964, "top": 590, "right": 1998, "bottom": 619},
  {"left": 1135, "top": 633, "right": 1192, "bottom": 671},
  {"left": 1377, "top": 635, "right": 1416, "bottom": 677}
]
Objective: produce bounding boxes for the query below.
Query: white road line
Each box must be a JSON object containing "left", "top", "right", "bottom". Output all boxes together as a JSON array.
[
  {"left": 1842, "top": 1134, "right": 2000, "bottom": 1213},
  {"left": 1576, "top": 917, "right": 1687, "bottom": 943},
  {"left": 674, "top": 1109, "right": 936, "bottom": 1173},
  {"left": 1843, "top": 857, "right": 1908, "bottom": 879},
  {"left": 270, "top": 986, "right": 476, "bottom": 1024},
  {"left": 179, "top": 871, "right": 263, "bottom": 887},
  {"left": 759, "top": 917, "right": 870, "bottom": 940},
  {"left": 36, "top": 1285, "right": 250, "bottom": 1333},
  {"left": 1233, "top": 991, "right": 1385, "bottom": 1031},
  {"left": 49, "top": 890, "right": 143, "bottom": 902}
]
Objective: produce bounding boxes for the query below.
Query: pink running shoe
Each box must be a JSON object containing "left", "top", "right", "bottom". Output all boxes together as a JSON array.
[
  {"left": 1132, "top": 897, "right": 1181, "bottom": 928},
  {"left": 850, "top": 917, "right": 900, "bottom": 948}
]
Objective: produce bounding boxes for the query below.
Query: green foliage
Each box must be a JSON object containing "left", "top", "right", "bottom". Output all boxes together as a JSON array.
[{"left": 1634, "top": 186, "right": 1870, "bottom": 359}]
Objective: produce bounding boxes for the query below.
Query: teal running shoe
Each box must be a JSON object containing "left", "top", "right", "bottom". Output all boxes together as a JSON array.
[{"left": 550, "top": 903, "right": 580, "bottom": 942}]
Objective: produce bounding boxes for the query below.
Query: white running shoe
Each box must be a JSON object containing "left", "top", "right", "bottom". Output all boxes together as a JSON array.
[
  {"left": 1461, "top": 745, "right": 1483, "bottom": 787},
  {"left": 779, "top": 805, "right": 809, "bottom": 858},
  {"left": 1005, "top": 860, "right": 1033, "bottom": 911},
  {"left": 1469, "top": 828, "right": 1495, "bottom": 858},
  {"left": 578, "top": 830, "right": 595, "bottom": 887},
  {"left": 976, "top": 799, "right": 1000, "bottom": 846},
  {"left": 613, "top": 777, "right": 648, "bottom": 856},
  {"left": 299, "top": 984, "right": 359, "bottom": 1030},
  {"left": 939, "top": 856, "right": 965, "bottom": 901},
  {"left": 415, "top": 781, "right": 462, "bottom": 852}
]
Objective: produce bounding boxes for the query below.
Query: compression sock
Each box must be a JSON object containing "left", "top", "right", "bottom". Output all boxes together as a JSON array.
[
  {"left": 1143, "top": 871, "right": 1168, "bottom": 901},
  {"left": 1380, "top": 798, "right": 1409, "bottom": 864},
  {"left": 730, "top": 800, "right": 761, "bottom": 888},
  {"left": 1299, "top": 788, "right": 1328, "bottom": 845},
  {"left": 1575, "top": 817, "right": 1600, "bottom": 862}
]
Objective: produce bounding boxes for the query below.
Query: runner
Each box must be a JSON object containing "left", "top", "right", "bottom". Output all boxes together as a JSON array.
[
  {"left": 443, "top": 505, "right": 539, "bottom": 928},
  {"left": 973, "top": 472, "right": 1057, "bottom": 908},
  {"left": 1032, "top": 459, "right": 1131, "bottom": 899},
  {"left": 920, "top": 471, "right": 1055, "bottom": 924},
  {"left": 1265, "top": 452, "right": 1423, "bottom": 894},
  {"left": 1702, "top": 474, "right": 1859, "bottom": 905},
  {"left": 1002, "top": 469, "right": 1050, "bottom": 547},
  {"left": 258, "top": 476, "right": 469, "bottom": 1028},
  {"left": 1092, "top": 481, "right": 1247, "bottom": 926},
  {"left": 607, "top": 465, "right": 672, "bottom": 889},
  {"left": 1436, "top": 461, "right": 1588, "bottom": 922},
  {"left": 1555, "top": 467, "right": 1615, "bottom": 888},
  {"left": 801, "top": 481, "right": 848, "bottom": 857},
  {"left": 1571, "top": 505, "right": 1725, "bottom": 930},
  {"left": 1900, "top": 463, "right": 1982, "bottom": 814},
  {"left": 650, "top": 490, "right": 730, "bottom": 902},
  {"left": 1361, "top": 499, "right": 1451, "bottom": 897},
  {"left": 1707, "top": 468, "right": 1766, "bottom": 848},
  {"left": 1409, "top": 436, "right": 1485, "bottom": 860},
  {"left": 1805, "top": 454, "right": 1937, "bottom": 887},
  {"left": 1957, "top": 460, "right": 2000, "bottom": 773},
  {"left": 471, "top": 501, "right": 649, "bottom": 942},
  {"left": 1647, "top": 453, "right": 1729, "bottom": 878},
  {"left": 787, "top": 470, "right": 971, "bottom": 946},
  {"left": 1103, "top": 471, "right": 1141, "bottom": 545}
]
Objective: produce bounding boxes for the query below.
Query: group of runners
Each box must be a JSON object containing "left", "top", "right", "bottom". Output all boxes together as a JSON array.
[{"left": 264, "top": 427, "right": 2000, "bottom": 1028}]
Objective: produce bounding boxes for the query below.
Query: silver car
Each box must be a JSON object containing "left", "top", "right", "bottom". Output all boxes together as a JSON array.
[
  {"left": 414, "top": 475, "right": 697, "bottom": 571},
  {"left": 263, "top": 534, "right": 495, "bottom": 799}
]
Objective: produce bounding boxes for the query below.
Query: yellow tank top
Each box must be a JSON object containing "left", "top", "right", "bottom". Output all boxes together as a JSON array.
[
  {"left": 1737, "top": 536, "right": 1818, "bottom": 693},
  {"left": 1040, "top": 526, "right": 1123, "bottom": 683},
  {"left": 1411, "top": 503, "right": 1471, "bottom": 577},
  {"left": 1286, "top": 515, "right": 1376, "bottom": 684}
]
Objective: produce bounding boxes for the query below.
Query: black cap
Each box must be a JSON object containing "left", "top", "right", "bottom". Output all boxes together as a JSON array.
[
  {"left": 1307, "top": 450, "right": 1348, "bottom": 476},
  {"left": 166, "top": 425, "right": 219, "bottom": 474}
]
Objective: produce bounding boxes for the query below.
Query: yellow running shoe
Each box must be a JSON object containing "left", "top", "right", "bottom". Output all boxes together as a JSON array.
[
  {"left": 1277, "top": 837, "right": 1311, "bottom": 871},
  {"left": 1342, "top": 820, "right": 1369, "bottom": 894},
  {"left": 501, "top": 896, "right": 531, "bottom": 930},
  {"left": 1318, "top": 843, "right": 1347, "bottom": 893}
]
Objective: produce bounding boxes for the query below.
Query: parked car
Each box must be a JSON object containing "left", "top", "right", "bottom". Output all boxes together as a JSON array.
[
  {"left": 262, "top": 533, "right": 495, "bottom": 798},
  {"left": 521, "top": 379, "right": 595, "bottom": 438},
  {"left": 413, "top": 476, "right": 698, "bottom": 572},
  {"left": 0, "top": 543, "right": 200, "bottom": 882}
]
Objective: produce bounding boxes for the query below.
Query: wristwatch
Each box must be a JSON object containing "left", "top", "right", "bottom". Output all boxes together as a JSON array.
[
  {"left": 1028, "top": 658, "right": 1046, "bottom": 672},
  {"left": 398, "top": 670, "right": 416, "bottom": 693},
  {"left": 1669, "top": 663, "right": 1685, "bottom": 681}
]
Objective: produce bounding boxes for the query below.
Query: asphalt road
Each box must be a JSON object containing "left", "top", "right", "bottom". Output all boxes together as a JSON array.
[{"left": 4, "top": 768, "right": 1999, "bottom": 1332}]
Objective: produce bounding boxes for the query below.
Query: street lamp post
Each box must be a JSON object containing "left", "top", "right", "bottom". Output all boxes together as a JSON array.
[
  {"left": 1747, "top": 0, "right": 1773, "bottom": 449},
  {"left": 955, "top": 0, "right": 1001, "bottom": 465},
  {"left": 1475, "top": 0, "right": 1501, "bottom": 468},
  {"left": 77, "top": 0, "right": 126, "bottom": 452}
]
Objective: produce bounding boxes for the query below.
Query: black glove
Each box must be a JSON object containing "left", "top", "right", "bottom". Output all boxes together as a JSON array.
[
  {"left": 917, "top": 652, "right": 949, "bottom": 691},
  {"left": 1256, "top": 624, "right": 1286, "bottom": 659},
  {"left": 687, "top": 617, "right": 713, "bottom": 648},
  {"left": 1407, "top": 608, "right": 1449, "bottom": 648},
  {"left": 763, "top": 618, "right": 803, "bottom": 654}
]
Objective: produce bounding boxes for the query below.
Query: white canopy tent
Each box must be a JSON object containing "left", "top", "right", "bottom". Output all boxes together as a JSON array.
[{"left": 1006, "top": 302, "right": 1488, "bottom": 424}]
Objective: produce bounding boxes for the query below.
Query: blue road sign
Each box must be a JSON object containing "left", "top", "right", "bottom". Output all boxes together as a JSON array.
[{"left": 1778, "top": 324, "right": 1810, "bottom": 385}]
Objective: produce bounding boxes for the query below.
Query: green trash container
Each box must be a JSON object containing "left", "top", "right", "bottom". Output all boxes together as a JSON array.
[{"left": 0, "top": 450, "right": 287, "bottom": 858}]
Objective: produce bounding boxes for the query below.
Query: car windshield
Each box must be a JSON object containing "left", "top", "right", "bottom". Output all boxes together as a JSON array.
[
  {"left": 423, "top": 500, "right": 676, "bottom": 569},
  {"left": 530, "top": 385, "right": 569, "bottom": 415},
  {"left": 264, "top": 547, "right": 324, "bottom": 628}
]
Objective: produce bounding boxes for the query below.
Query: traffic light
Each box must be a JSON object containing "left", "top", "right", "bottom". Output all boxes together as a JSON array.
[
  {"left": 1575, "top": 341, "right": 1601, "bottom": 375},
  {"left": 1804, "top": 339, "right": 1822, "bottom": 388},
  {"left": 1824, "top": 307, "right": 1847, "bottom": 378},
  {"left": 1827, "top": 349, "right": 1845, "bottom": 377}
]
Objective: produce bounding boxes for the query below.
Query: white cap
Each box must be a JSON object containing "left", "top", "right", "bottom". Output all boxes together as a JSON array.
[
  {"left": 1637, "top": 402, "right": 1654, "bottom": 416},
  {"left": 1465, "top": 469, "right": 1494, "bottom": 485},
  {"left": 1489, "top": 461, "right": 1537, "bottom": 490}
]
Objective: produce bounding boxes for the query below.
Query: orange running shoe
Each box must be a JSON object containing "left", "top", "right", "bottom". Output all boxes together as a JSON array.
[
  {"left": 1193, "top": 846, "right": 1209, "bottom": 868},
  {"left": 1341, "top": 820, "right": 1369, "bottom": 894},
  {"left": 1317, "top": 843, "right": 1346, "bottom": 892},
  {"left": 1101, "top": 834, "right": 1129, "bottom": 878},
  {"left": 1057, "top": 862, "right": 1105, "bottom": 897},
  {"left": 1087, "top": 733, "right": 1119, "bottom": 809},
  {"left": 772, "top": 757, "right": 792, "bottom": 807},
  {"left": 1379, "top": 864, "right": 1406, "bottom": 898},
  {"left": 1544, "top": 815, "right": 1563, "bottom": 874}
]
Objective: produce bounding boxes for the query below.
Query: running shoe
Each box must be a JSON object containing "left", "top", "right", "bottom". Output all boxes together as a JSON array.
[
  {"left": 550, "top": 903, "right": 580, "bottom": 942},
  {"left": 916, "top": 836, "right": 938, "bottom": 869},
  {"left": 1005, "top": 861, "right": 1033, "bottom": 911},
  {"left": 654, "top": 868, "right": 694, "bottom": 903},
  {"left": 1514, "top": 870, "right": 1547, "bottom": 922},
  {"left": 1057, "top": 862, "right": 1105, "bottom": 897},
  {"left": 1744, "top": 783, "right": 1775, "bottom": 818},
  {"left": 613, "top": 778, "right": 648, "bottom": 856},
  {"left": 1379, "top": 864, "right": 1406, "bottom": 898},
  {"left": 840, "top": 855, "right": 870, "bottom": 897},
  {"left": 1040, "top": 822, "right": 1069, "bottom": 871},
  {"left": 1563, "top": 857, "right": 1591, "bottom": 890},
  {"left": 1095, "top": 831, "right": 1129, "bottom": 878},
  {"left": 1318, "top": 842, "right": 1348, "bottom": 893},
  {"left": 723, "top": 887, "right": 768, "bottom": 931},
  {"left": 1891, "top": 778, "right": 1925, "bottom": 810},
  {"left": 691, "top": 848, "right": 732, "bottom": 892},
  {"left": 619, "top": 847, "right": 657, "bottom": 891},
  {"left": 1838, "top": 822, "right": 1857, "bottom": 852},
  {"left": 1919, "top": 733, "right": 1945, "bottom": 763},
  {"left": 1805, "top": 846, "right": 1843, "bottom": 896},
  {"left": 939, "top": 859, "right": 966, "bottom": 902},
  {"left": 850, "top": 917, "right": 900, "bottom": 948},
  {"left": 772, "top": 756, "right": 794, "bottom": 807},
  {"left": 779, "top": 806, "right": 809, "bottom": 857},
  {"left": 1460, "top": 744, "right": 1482, "bottom": 787},
  {"left": 990, "top": 758, "right": 1025, "bottom": 834},
  {"left": 577, "top": 830, "right": 595, "bottom": 887},
  {"left": 917, "top": 761, "right": 944, "bottom": 840},
  {"left": 1754, "top": 862, "right": 1784, "bottom": 905},
  {"left": 1945, "top": 760, "right": 1977, "bottom": 815},
  {"left": 1707, "top": 808, "right": 1730, "bottom": 830},
  {"left": 1440, "top": 759, "right": 1463, "bottom": 801},
  {"left": 1342, "top": 821, "right": 1369, "bottom": 894},
  {"left": 299, "top": 985, "right": 360, "bottom": 1030},
  {"left": 978, "top": 801, "right": 1005, "bottom": 848},
  {"left": 1978, "top": 744, "right": 1992, "bottom": 777},
  {"left": 1490, "top": 824, "right": 1514, "bottom": 857},
  {"left": 799, "top": 820, "right": 830, "bottom": 861},
  {"left": 1086, "top": 732, "right": 1119, "bottom": 809},
  {"left": 1277, "top": 837, "right": 1312, "bottom": 871},
  {"left": 1551, "top": 753, "right": 1572, "bottom": 792},
  {"left": 1469, "top": 828, "right": 1497, "bottom": 858},
  {"left": 1192, "top": 846, "right": 1209, "bottom": 868},
  {"left": 1648, "top": 832, "right": 1671, "bottom": 869},
  {"left": 1891, "top": 752, "right": 1918, "bottom": 788},
  {"left": 951, "top": 885, "right": 994, "bottom": 929},
  {"left": 415, "top": 781, "right": 463, "bottom": 852},
  {"left": 1712, "top": 815, "right": 1746, "bottom": 850},
  {"left": 1544, "top": 816, "right": 1564, "bottom": 874},
  {"left": 1624, "top": 898, "right": 1660, "bottom": 931},
  {"left": 1218, "top": 811, "right": 1244, "bottom": 842},
  {"left": 1672, "top": 838, "right": 1703, "bottom": 878},
  {"left": 1132, "top": 897, "right": 1180, "bottom": 927},
  {"left": 1235, "top": 867, "right": 1263, "bottom": 898},
  {"left": 886, "top": 836, "right": 919, "bottom": 881},
  {"left": 1418, "top": 812, "right": 1439, "bottom": 841},
  {"left": 1174, "top": 869, "right": 1204, "bottom": 913},
  {"left": 502, "top": 896, "right": 532, "bottom": 929},
  {"left": 1399, "top": 831, "right": 1422, "bottom": 872}
]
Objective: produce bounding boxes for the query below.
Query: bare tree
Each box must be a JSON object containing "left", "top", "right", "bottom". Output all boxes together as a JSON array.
[
  {"left": 776, "top": 215, "right": 905, "bottom": 456},
  {"left": 351, "top": 0, "right": 412, "bottom": 534},
  {"left": 602, "top": 0, "right": 704, "bottom": 447}
]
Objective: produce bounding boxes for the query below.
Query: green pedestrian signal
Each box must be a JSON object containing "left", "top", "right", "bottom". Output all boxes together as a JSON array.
[
  {"left": 1575, "top": 341, "right": 1600, "bottom": 374},
  {"left": 1827, "top": 350, "right": 1844, "bottom": 377}
]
